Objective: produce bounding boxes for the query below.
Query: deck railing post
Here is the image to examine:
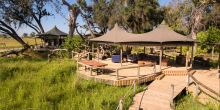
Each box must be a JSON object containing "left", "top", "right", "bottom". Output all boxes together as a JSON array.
[
  {"left": 137, "top": 66, "right": 140, "bottom": 78},
  {"left": 153, "top": 64, "right": 156, "bottom": 74},
  {"left": 119, "top": 98, "right": 123, "bottom": 110},
  {"left": 170, "top": 84, "right": 175, "bottom": 109},
  {"left": 196, "top": 82, "right": 199, "bottom": 96},
  {"left": 134, "top": 80, "right": 136, "bottom": 95},
  {"left": 90, "top": 67, "right": 93, "bottom": 76},
  {"left": 187, "top": 71, "right": 191, "bottom": 86},
  {"left": 116, "top": 69, "right": 119, "bottom": 80},
  {"left": 48, "top": 54, "right": 51, "bottom": 62}
]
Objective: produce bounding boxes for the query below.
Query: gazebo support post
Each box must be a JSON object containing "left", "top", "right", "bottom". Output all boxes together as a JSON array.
[
  {"left": 92, "top": 43, "right": 94, "bottom": 58},
  {"left": 120, "top": 45, "right": 123, "bottom": 67},
  {"left": 190, "top": 46, "right": 194, "bottom": 68},
  {"left": 159, "top": 45, "right": 163, "bottom": 71},
  {"left": 180, "top": 46, "right": 183, "bottom": 55},
  {"left": 98, "top": 45, "right": 100, "bottom": 62},
  {"left": 185, "top": 46, "right": 189, "bottom": 69}
]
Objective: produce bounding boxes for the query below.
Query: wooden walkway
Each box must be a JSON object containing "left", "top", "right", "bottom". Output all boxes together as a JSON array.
[{"left": 129, "top": 76, "right": 187, "bottom": 110}]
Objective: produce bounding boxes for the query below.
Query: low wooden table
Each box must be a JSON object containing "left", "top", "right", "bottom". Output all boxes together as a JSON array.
[
  {"left": 80, "top": 60, "right": 107, "bottom": 67},
  {"left": 138, "top": 60, "right": 154, "bottom": 66},
  {"left": 80, "top": 60, "right": 108, "bottom": 74}
]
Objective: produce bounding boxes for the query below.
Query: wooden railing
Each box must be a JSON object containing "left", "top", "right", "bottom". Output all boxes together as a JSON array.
[
  {"left": 188, "top": 70, "right": 220, "bottom": 102},
  {"left": 77, "top": 61, "right": 157, "bottom": 80},
  {"left": 116, "top": 80, "right": 137, "bottom": 110},
  {"left": 116, "top": 64, "right": 157, "bottom": 80}
]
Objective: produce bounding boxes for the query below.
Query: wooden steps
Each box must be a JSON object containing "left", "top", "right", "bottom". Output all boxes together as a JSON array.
[{"left": 129, "top": 76, "right": 187, "bottom": 110}]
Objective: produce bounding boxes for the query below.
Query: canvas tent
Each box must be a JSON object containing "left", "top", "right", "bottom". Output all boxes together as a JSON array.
[{"left": 37, "top": 26, "right": 67, "bottom": 47}]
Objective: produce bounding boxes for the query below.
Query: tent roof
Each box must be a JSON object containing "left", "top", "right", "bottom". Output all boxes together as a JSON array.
[
  {"left": 90, "top": 24, "right": 134, "bottom": 43},
  {"left": 90, "top": 23, "right": 195, "bottom": 46},
  {"left": 38, "top": 26, "right": 68, "bottom": 36}
]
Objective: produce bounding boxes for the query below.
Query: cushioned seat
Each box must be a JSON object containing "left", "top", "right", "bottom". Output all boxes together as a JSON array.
[{"left": 112, "top": 55, "right": 121, "bottom": 63}]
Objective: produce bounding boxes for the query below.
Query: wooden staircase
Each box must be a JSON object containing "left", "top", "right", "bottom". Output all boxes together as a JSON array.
[{"left": 129, "top": 76, "right": 187, "bottom": 110}]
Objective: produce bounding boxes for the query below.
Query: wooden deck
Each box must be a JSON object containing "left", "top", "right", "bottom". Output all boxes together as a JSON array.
[
  {"left": 129, "top": 76, "right": 187, "bottom": 110},
  {"left": 77, "top": 58, "right": 189, "bottom": 86},
  {"left": 189, "top": 69, "right": 220, "bottom": 103},
  {"left": 78, "top": 59, "right": 161, "bottom": 86}
]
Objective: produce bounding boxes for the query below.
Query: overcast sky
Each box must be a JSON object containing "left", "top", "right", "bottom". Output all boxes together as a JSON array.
[{"left": 17, "top": 0, "right": 171, "bottom": 36}]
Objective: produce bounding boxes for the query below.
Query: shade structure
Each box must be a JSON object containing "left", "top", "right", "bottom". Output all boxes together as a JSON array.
[
  {"left": 90, "top": 24, "right": 135, "bottom": 43},
  {"left": 37, "top": 26, "right": 67, "bottom": 47},
  {"left": 38, "top": 26, "right": 67, "bottom": 36},
  {"left": 90, "top": 23, "right": 195, "bottom": 46}
]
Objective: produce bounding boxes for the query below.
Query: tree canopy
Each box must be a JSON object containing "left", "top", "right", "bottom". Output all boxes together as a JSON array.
[{"left": 0, "top": 0, "right": 52, "bottom": 48}]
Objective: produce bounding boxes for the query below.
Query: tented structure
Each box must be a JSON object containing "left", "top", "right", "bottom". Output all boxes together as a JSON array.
[
  {"left": 90, "top": 23, "right": 194, "bottom": 46},
  {"left": 90, "top": 23, "right": 195, "bottom": 70},
  {"left": 37, "top": 26, "right": 67, "bottom": 47}
]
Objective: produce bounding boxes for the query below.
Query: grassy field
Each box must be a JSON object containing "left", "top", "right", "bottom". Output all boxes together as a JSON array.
[
  {"left": 0, "top": 57, "right": 218, "bottom": 110},
  {"left": 0, "top": 58, "right": 144, "bottom": 110},
  {"left": 0, "top": 37, "right": 42, "bottom": 49}
]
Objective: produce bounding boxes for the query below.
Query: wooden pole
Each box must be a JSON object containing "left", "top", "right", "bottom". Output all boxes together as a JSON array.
[
  {"left": 185, "top": 46, "right": 189, "bottom": 69},
  {"left": 92, "top": 43, "right": 94, "bottom": 57},
  {"left": 116, "top": 69, "right": 119, "bottom": 80},
  {"left": 180, "top": 46, "right": 183, "bottom": 55},
  {"left": 134, "top": 80, "right": 136, "bottom": 95},
  {"left": 120, "top": 45, "right": 123, "bottom": 67},
  {"left": 98, "top": 46, "right": 100, "bottom": 62},
  {"left": 170, "top": 84, "right": 174, "bottom": 109},
  {"left": 119, "top": 98, "right": 123, "bottom": 110},
  {"left": 137, "top": 66, "right": 140, "bottom": 78},
  {"left": 190, "top": 46, "right": 194, "bottom": 68},
  {"left": 159, "top": 46, "right": 163, "bottom": 71}
]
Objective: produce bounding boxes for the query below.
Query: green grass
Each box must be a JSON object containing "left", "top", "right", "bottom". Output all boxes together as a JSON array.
[
  {"left": 176, "top": 94, "right": 219, "bottom": 110},
  {"left": 0, "top": 57, "right": 218, "bottom": 110},
  {"left": 0, "top": 37, "right": 42, "bottom": 49},
  {"left": 0, "top": 58, "right": 143, "bottom": 110}
]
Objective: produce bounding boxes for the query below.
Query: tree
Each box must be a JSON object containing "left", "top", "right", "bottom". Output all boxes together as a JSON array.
[
  {"left": 61, "top": 0, "right": 81, "bottom": 37},
  {"left": 165, "top": 0, "right": 219, "bottom": 35},
  {"left": 197, "top": 26, "right": 220, "bottom": 58},
  {"left": 0, "top": 0, "right": 51, "bottom": 49},
  {"left": 30, "top": 32, "right": 36, "bottom": 37},
  {"left": 93, "top": 0, "right": 163, "bottom": 33},
  {"left": 22, "top": 33, "right": 28, "bottom": 38}
]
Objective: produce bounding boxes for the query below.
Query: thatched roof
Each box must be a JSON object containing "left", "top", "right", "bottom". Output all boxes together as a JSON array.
[
  {"left": 90, "top": 23, "right": 195, "bottom": 46},
  {"left": 38, "top": 26, "right": 67, "bottom": 36}
]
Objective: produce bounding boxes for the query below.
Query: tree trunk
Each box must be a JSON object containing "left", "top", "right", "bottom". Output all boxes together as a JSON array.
[
  {"left": 11, "top": 34, "right": 30, "bottom": 49},
  {"left": 68, "top": 10, "right": 77, "bottom": 37}
]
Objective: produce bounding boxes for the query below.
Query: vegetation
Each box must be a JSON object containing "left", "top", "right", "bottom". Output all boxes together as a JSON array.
[
  {"left": 0, "top": 0, "right": 52, "bottom": 48},
  {"left": 0, "top": 37, "right": 42, "bottom": 49},
  {"left": 0, "top": 58, "right": 143, "bottom": 110},
  {"left": 176, "top": 94, "right": 219, "bottom": 110},
  {"left": 197, "top": 26, "right": 220, "bottom": 51},
  {"left": 63, "top": 36, "right": 84, "bottom": 52}
]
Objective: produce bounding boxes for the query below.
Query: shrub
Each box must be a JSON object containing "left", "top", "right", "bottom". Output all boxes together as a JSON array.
[{"left": 63, "top": 36, "right": 84, "bottom": 52}]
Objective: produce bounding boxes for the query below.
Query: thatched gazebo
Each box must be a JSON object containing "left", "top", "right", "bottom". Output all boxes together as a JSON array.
[{"left": 37, "top": 26, "right": 67, "bottom": 47}]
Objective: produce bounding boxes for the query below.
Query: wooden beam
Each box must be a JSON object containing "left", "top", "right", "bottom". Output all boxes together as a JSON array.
[
  {"left": 92, "top": 43, "right": 94, "bottom": 57},
  {"left": 159, "top": 46, "right": 163, "bottom": 71},
  {"left": 185, "top": 46, "right": 189, "bottom": 69},
  {"left": 120, "top": 45, "right": 123, "bottom": 67},
  {"left": 190, "top": 46, "right": 194, "bottom": 68}
]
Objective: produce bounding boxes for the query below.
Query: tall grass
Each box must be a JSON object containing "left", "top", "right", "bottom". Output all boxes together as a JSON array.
[
  {"left": 0, "top": 58, "right": 143, "bottom": 110},
  {"left": 175, "top": 94, "right": 219, "bottom": 110}
]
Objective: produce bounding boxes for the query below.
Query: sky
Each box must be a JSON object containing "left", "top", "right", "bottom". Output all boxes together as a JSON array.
[{"left": 17, "top": 0, "right": 171, "bottom": 36}]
